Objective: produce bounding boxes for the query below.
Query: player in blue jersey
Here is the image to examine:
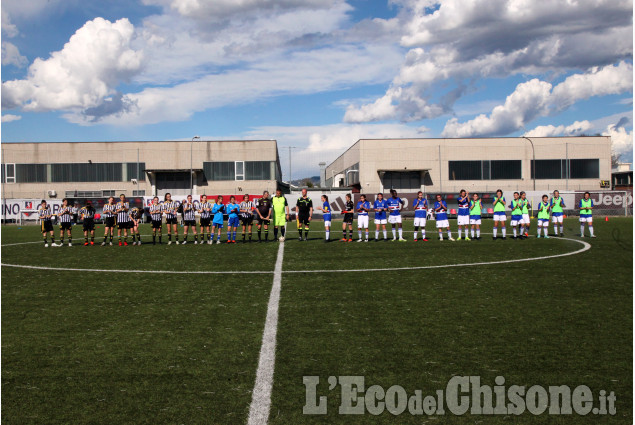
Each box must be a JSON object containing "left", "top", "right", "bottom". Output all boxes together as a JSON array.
[
  {"left": 226, "top": 196, "right": 240, "bottom": 243},
  {"left": 356, "top": 194, "right": 371, "bottom": 242},
  {"left": 412, "top": 191, "right": 429, "bottom": 242},
  {"left": 373, "top": 193, "right": 388, "bottom": 241},
  {"left": 319, "top": 195, "right": 332, "bottom": 242},
  {"left": 456, "top": 189, "right": 470, "bottom": 241},
  {"left": 386, "top": 190, "right": 406, "bottom": 241},
  {"left": 211, "top": 195, "right": 225, "bottom": 244},
  {"left": 469, "top": 193, "right": 483, "bottom": 240},
  {"left": 509, "top": 192, "right": 525, "bottom": 240},
  {"left": 434, "top": 194, "right": 454, "bottom": 241}
]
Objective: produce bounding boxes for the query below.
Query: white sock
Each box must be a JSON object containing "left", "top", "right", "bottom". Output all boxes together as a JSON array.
[
  {"left": 520, "top": 226, "right": 525, "bottom": 235},
  {"left": 477, "top": 229, "right": 480, "bottom": 238},
  {"left": 580, "top": 225, "right": 585, "bottom": 236},
  {"left": 326, "top": 230, "right": 330, "bottom": 240},
  {"left": 422, "top": 230, "right": 426, "bottom": 239},
  {"left": 398, "top": 228, "right": 403, "bottom": 238},
  {"left": 383, "top": 230, "right": 387, "bottom": 239},
  {"left": 447, "top": 230, "right": 452, "bottom": 238},
  {"left": 365, "top": 231, "right": 369, "bottom": 240},
  {"left": 438, "top": 231, "right": 443, "bottom": 239},
  {"left": 493, "top": 228, "right": 498, "bottom": 238},
  {"left": 502, "top": 227, "right": 506, "bottom": 237},
  {"left": 392, "top": 228, "right": 396, "bottom": 238},
  {"left": 513, "top": 227, "right": 517, "bottom": 237},
  {"left": 560, "top": 225, "right": 564, "bottom": 234},
  {"left": 458, "top": 229, "right": 462, "bottom": 238},
  {"left": 554, "top": 225, "right": 558, "bottom": 234},
  {"left": 358, "top": 230, "right": 362, "bottom": 239},
  {"left": 413, "top": 230, "right": 418, "bottom": 239},
  {"left": 375, "top": 230, "right": 379, "bottom": 239},
  {"left": 589, "top": 225, "right": 594, "bottom": 236}
]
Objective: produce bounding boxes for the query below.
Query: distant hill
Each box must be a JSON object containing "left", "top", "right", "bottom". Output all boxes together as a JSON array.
[{"left": 291, "top": 176, "right": 320, "bottom": 187}]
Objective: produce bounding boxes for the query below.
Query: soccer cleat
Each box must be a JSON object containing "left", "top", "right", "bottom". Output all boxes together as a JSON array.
[
  {"left": 124, "top": 242, "right": 128, "bottom": 246},
  {"left": 216, "top": 240, "right": 221, "bottom": 244},
  {"left": 299, "top": 237, "right": 303, "bottom": 241},
  {"left": 194, "top": 241, "right": 198, "bottom": 245},
  {"left": 590, "top": 235, "right": 596, "bottom": 238},
  {"left": 544, "top": 235, "right": 550, "bottom": 239},
  {"left": 423, "top": 238, "right": 428, "bottom": 242},
  {"left": 176, "top": 241, "right": 180, "bottom": 245},
  {"left": 303, "top": 237, "right": 308, "bottom": 241},
  {"left": 456, "top": 238, "right": 461, "bottom": 242},
  {"left": 356, "top": 239, "right": 363, "bottom": 243},
  {"left": 502, "top": 237, "right": 507, "bottom": 240},
  {"left": 413, "top": 239, "right": 417, "bottom": 242},
  {"left": 168, "top": 241, "right": 172, "bottom": 245},
  {"left": 525, "top": 232, "right": 529, "bottom": 237},
  {"left": 101, "top": 242, "right": 106, "bottom": 246},
  {"left": 109, "top": 242, "right": 113, "bottom": 246},
  {"left": 492, "top": 236, "right": 496, "bottom": 240},
  {"left": 537, "top": 235, "right": 541, "bottom": 238},
  {"left": 84, "top": 242, "right": 89, "bottom": 246},
  {"left": 68, "top": 243, "right": 72, "bottom": 247},
  {"left": 347, "top": 238, "right": 353, "bottom": 242},
  {"left": 448, "top": 237, "right": 455, "bottom": 241},
  {"left": 465, "top": 237, "right": 471, "bottom": 241},
  {"left": 374, "top": 239, "right": 380, "bottom": 242},
  {"left": 182, "top": 241, "right": 188, "bottom": 245},
  {"left": 398, "top": 238, "right": 406, "bottom": 242},
  {"left": 364, "top": 239, "right": 368, "bottom": 242},
  {"left": 90, "top": 241, "right": 94, "bottom": 245}
]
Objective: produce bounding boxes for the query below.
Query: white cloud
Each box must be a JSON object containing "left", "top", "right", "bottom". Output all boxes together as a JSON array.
[
  {"left": 524, "top": 120, "right": 592, "bottom": 137},
  {"left": 2, "top": 18, "right": 144, "bottom": 116},
  {"left": 345, "top": 0, "right": 633, "bottom": 123},
  {"left": 1, "top": 114, "right": 22, "bottom": 123},
  {"left": 1, "top": 9, "right": 19, "bottom": 37},
  {"left": 441, "top": 62, "right": 633, "bottom": 137},
  {"left": 1, "top": 41, "right": 27, "bottom": 67}
]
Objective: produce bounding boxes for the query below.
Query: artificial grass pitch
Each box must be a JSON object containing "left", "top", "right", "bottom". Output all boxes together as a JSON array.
[{"left": 1, "top": 218, "right": 633, "bottom": 424}]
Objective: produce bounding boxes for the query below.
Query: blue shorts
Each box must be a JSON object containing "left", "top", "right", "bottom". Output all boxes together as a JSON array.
[
  {"left": 213, "top": 221, "right": 223, "bottom": 228},
  {"left": 228, "top": 216, "right": 240, "bottom": 227}
]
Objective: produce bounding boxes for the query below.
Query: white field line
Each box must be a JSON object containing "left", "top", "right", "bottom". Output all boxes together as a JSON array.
[
  {"left": 247, "top": 239, "right": 285, "bottom": 425},
  {"left": 0, "top": 238, "right": 590, "bottom": 275}
]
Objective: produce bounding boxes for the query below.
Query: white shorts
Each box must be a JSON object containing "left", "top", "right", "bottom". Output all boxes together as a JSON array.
[
  {"left": 436, "top": 219, "right": 450, "bottom": 228},
  {"left": 493, "top": 214, "right": 507, "bottom": 221},
  {"left": 388, "top": 215, "right": 402, "bottom": 224},
  {"left": 579, "top": 216, "right": 593, "bottom": 223},
  {"left": 522, "top": 214, "right": 530, "bottom": 224},
  {"left": 374, "top": 218, "right": 387, "bottom": 225},
  {"left": 357, "top": 215, "right": 369, "bottom": 228},
  {"left": 552, "top": 215, "right": 564, "bottom": 223},
  {"left": 538, "top": 219, "right": 549, "bottom": 226},
  {"left": 470, "top": 218, "right": 481, "bottom": 225},
  {"left": 324, "top": 221, "right": 331, "bottom": 227},
  {"left": 413, "top": 217, "right": 427, "bottom": 227},
  {"left": 457, "top": 215, "right": 469, "bottom": 226},
  {"left": 510, "top": 219, "right": 521, "bottom": 226}
]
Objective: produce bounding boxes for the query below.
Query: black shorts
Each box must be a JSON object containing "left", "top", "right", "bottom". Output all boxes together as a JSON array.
[
  {"left": 152, "top": 220, "right": 163, "bottom": 229},
  {"left": 118, "top": 221, "right": 132, "bottom": 229},
  {"left": 166, "top": 217, "right": 177, "bottom": 225},
  {"left": 60, "top": 222, "right": 72, "bottom": 230},
  {"left": 83, "top": 219, "right": 95, "bottom": 231},
  {"left": 199, "top": 217, "right": 211, "bottom": 227},
  {"left": 184, "top": 219, "right": 196, "bottom": 227},
  {"left": 240, "top": 215, "right": 254, "bottom": 225},
  {"left": 104, "top": 217, "right": 116, "bottom": 228},
  {"left": 257, "top": 217, "right": 270, "bottom": 225},
  {"left": 343, "top": 213, "right": 354, "bottom": 224},
  {"left": 297, "top": 214, "right": 310, "bottom": 225},
  {"left": 41, "top": 220, "right": 54, "bottom": 232}
]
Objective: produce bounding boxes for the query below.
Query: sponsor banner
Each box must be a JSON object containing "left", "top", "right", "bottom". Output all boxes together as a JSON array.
[{"left": 2, "top": 199, "right": 63, "bottom": 220}]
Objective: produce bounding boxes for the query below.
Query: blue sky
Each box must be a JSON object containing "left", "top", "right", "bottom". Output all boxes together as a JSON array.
[{"left": 2, "top": 0, "right": 633, "bottom": 179}]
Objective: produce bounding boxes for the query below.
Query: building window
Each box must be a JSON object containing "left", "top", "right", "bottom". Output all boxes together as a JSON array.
[
  {"left": 2, "top": 163, "right": 16, "bottom": 183},
  {"left": 569, "top": 159, "right": 599, "bottom": 179},
  {"left": 132, "top": 190, "right": 146, "bottom": 196},
  {"left": 204, "top": 162, "right": 235, "bottom": 181},
  {"left": 449, "top": 160, "right": 521, "bottom": 180},
  {"left": 382, "top": 171, "right": 421, "bottom": 190},
  {"left": 51, "top": 163, "right": 123, "bottom": 182},
  {"left": 245, "top": 161, "right": 272, "bottom": 180},
  {"left": 235, "top": 161, "right": 244, "bottom": 181},
  {"left": 102, "top": 190, "right": 116, "bottom": 197},
  {"left": 15, "top": 164, "right": 47, "bottom": 183},
  {"left": 531, "top": 159, "right": 599, "bottom": 179},
  {"left": 126, "top": 162, "right": 146, "bottom": 181}
]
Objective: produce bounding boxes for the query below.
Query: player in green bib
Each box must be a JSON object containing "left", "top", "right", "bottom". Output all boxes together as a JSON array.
[
  {"left": 520, "top": 191, "right": 531, "bottom": 237},
  {"left": 550, "top": 190, "right": 566, "bottom": 237},
  {"left": 577, "top": 192, "right": 595, "bottom": 237},
  {"left": 492, "top": 189, "right": 507, "bottom": 240},
  {"left": 536, "top": 194, "right": 551, "bottom": 238},
  {"left": 272, "top": 189, "right": 290, "bottom": 241}
]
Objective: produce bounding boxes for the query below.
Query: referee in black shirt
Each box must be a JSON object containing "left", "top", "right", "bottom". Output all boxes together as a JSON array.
[{"left": 295, "top": 188, "right": 313, "bottom": 241}]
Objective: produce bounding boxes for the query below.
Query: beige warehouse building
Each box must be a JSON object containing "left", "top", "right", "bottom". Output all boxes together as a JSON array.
[
  {"left": 1, "top": 140, "right": 283, "bottom": 199},
  {"left": 325, "top": 136, "right": 612, "bottom": 194}
]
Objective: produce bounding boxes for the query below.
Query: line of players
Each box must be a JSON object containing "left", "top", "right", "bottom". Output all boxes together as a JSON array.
[{"left": 37, "top": 188, "right": 596, "bottom": 247}]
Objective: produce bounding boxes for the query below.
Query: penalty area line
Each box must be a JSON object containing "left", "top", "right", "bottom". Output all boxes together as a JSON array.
[{"left": 247, "top": 238, "right": 285, "bottom": 425}]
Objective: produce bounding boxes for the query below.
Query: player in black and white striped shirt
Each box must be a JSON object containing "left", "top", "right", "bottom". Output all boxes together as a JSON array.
[
  {"left": 149, "top": 196, "right": 163, "bottom": 245},
  {"left": 80, "top": 202, "right": 96, "bottom": 246},
  {"left": 181, "top": 194, "right": 199, "bottom": 244},
  {"left": 240, "top": 194, "right": 255, "bottom": 243},
  {"left": 57, "top": 198, "right": 73, "bottom": 246},
  {"left": 198, "top": 194, "right": 213, "bottom": 245},
  {"left": 39, "top": 200, "right": 55, "bottom": 247},
  {"left": 163, "top": 193, "right": 180, "bottom": 245},
  {"left": 116, "top": 194, "right": 131, "bottom": 246},
  {"left": 101, "top": 197, "right": 116, "bottom": 246},
  {"left": 129, "top": 206, "right": 142, "bottom": 245}
]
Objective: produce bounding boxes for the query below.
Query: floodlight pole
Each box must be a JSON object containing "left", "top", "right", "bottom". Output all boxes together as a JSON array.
[
  {"left": 523, "top": 136, "right": 536, "bottom": 191},
  {"left": 190, "top": 136, "right": 200, "bottom": 196}
]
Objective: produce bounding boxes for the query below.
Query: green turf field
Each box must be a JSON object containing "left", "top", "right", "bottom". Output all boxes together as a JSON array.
[{"left": 2, "top": 217, "right": 632, "bottom": 424}]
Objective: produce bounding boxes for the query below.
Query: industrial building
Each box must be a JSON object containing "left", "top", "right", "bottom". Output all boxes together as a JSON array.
[
  {"left": 1, "top": 140, "right": 283, "bottom": 199},
  {"left": 325, "top": 136, "right": 612, "bottom": 194}
]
